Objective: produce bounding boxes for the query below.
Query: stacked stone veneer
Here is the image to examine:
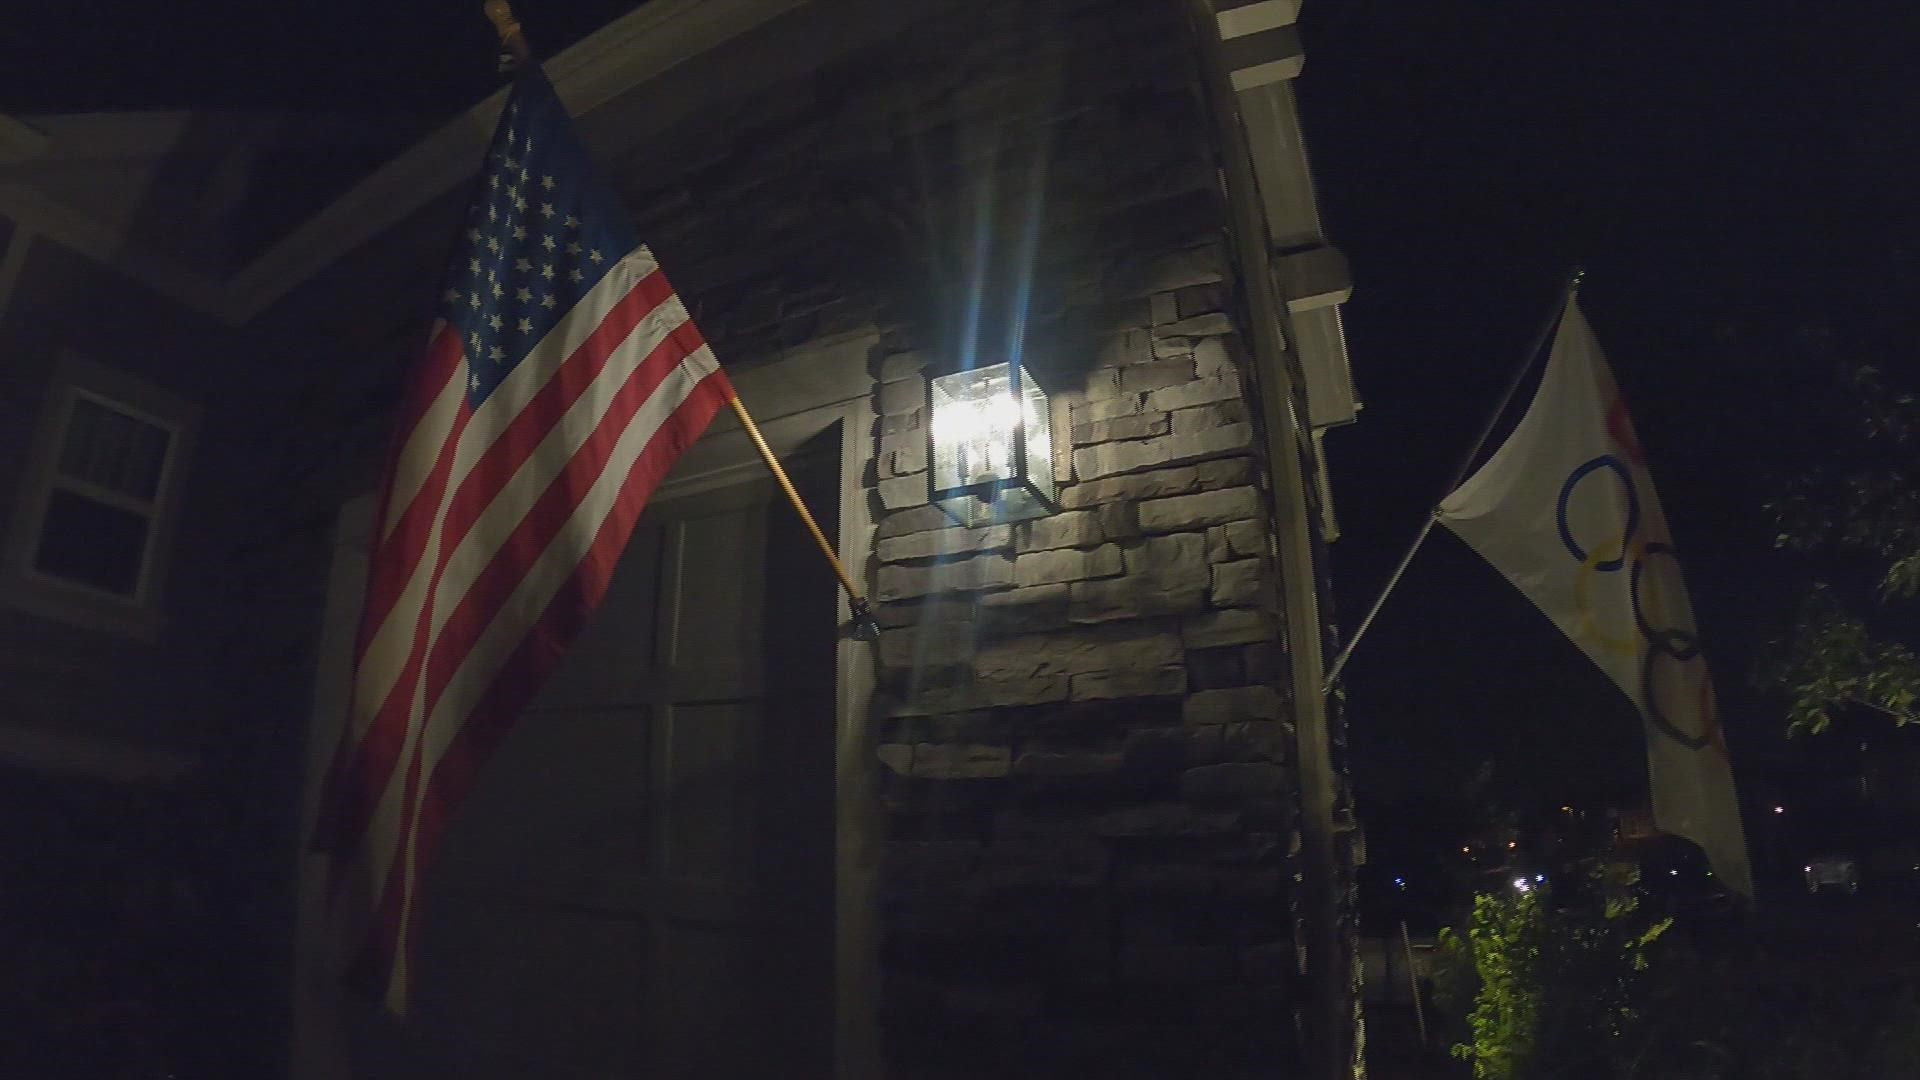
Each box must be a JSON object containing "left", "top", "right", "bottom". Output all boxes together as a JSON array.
[
  {"left": 572, "top": 0, "right": 1325, "bottom": 1070},
  {"left": 867, "top": 270, "right": 1303, "bottom": 1074}
]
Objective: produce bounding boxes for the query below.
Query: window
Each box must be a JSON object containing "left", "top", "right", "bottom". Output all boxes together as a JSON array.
[{"left": 5, "top": 356, "right": 197, "bottom": 635}]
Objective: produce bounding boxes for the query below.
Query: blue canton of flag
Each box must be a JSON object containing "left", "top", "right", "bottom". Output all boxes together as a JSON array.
[{"left": 442, "top": 74, "right": 638, "bottom": 404}]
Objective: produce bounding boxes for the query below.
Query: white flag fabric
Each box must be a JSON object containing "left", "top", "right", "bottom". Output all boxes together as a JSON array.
[{"left": 1437, "top": 299, "right": 1752, "bottom": 896}]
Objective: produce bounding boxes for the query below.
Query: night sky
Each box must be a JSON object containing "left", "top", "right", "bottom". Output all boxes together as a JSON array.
[{"left": 7, "top": 1, "right": 1915, "bottom": 831}]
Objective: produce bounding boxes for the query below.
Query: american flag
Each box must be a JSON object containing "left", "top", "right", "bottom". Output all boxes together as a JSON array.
[{"left": 311, "top": 70, "right": 732, "bottom": 1011}]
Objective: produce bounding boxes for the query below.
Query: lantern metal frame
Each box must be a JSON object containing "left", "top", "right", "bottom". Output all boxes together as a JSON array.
[{"left": 926, "top": 360, "right": 1057, "bottom": 527}]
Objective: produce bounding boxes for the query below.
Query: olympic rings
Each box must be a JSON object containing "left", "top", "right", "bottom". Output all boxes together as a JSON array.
[
  {"left": 1557, "top": 456, "right": 1640, "bottom": 571},
  {"left": 1557, "top": 454, "right": 1716, "bottom": 751}
]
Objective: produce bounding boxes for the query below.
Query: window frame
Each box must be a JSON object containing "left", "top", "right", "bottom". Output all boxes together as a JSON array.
[{"left": 4, "top": 354, "right": 199, "bottom": 638}]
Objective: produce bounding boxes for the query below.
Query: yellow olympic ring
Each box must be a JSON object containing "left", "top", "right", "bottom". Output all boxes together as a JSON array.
[{"left": 1572, "top": 538, "right": 1644, "bottom": 658}]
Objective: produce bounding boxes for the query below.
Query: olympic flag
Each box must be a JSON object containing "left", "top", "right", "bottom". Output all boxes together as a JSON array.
[{"left": 1437, "top": 299, "right": 1752, "bottom": 896}]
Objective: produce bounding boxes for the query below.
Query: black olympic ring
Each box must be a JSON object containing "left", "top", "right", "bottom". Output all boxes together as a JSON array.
[
  {"left": 1556, "top": 456, "right": 1641, "bottom": 572},
  {"left": 1631, "top": 542, "right": 1699, "bottom": 658},
  {"left": 1641, "top": 637, "right": 1714, "bottom": 750}
]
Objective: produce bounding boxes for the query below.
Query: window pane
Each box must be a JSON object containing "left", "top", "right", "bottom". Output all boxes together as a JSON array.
[
  {"left": 59, "top": 396, "right": 171, "bottom": 501},
  {"left": 33, "top": 489, "right": 151, "bottom": 596}
]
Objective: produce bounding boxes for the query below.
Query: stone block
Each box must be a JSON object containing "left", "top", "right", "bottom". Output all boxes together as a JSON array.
[
  {"left": 1069, "top": 574, "right": 1208, "bottom": 624},
  {"left": 1191, "top": 335, "right": 1238, "bottom": 379},
  {"left": 1071, "top": 665, "right": 1185, "bottom": 701},
  {"left": 881, "top": 406, "right": 926, "bottom": 437},
  {"left": 877, "top": 350, "right": 929, "bottom": 381},
  {"left": 1149, "top": 291, "right": 1179, "bottom": 326},
  {"left": 1060, "top": 457, "right": 1252, "bottom": 510},
  {"left": 1116, "top": 358, "right": 1197, "bottom": 393},
  {"left": 1096, "top": 500, "right": 1140, "bottom": 541},
  {"left": 1144, "top": 375, "right": 1242, "bottom": 413},
  {"left": 1078, "top": 366, "right": 1128, "bottom": 401},
  {"left": 1106, "top": 243, "right": 1226, "bottom": 300},
  {"left": 1173, "top": 399, "right": 1249, "bottom": 434},
  {"left": 1014, "top": 544, "right": 1124, "bottom": 587},
  {"left": 978, "top": 584, "right": 1071, "bottom": 635},
  {"left": 878, "top": 743, "right": 914, "bottom": 775},
  {"left": 1244, "top": 642, "right": 1283, "bottom": 683},
  {"left": 1182, "top": 686, "right": 1283, "bottom": 726},
  {"left": 1013, "top": 748, "right": 1126, "bottom": 776},
  {"left": 1222, "top": 720, "right": 1293, "bottom": 764},
  {"left": 1138, "top": 486, "right": 1261, "bottom": 532},
  {"left": 877, "top": 524, "right": 1011, "bottom": 563},
  {"left": 1093, "top": 804, "right": 1240, "bottom": 838},
  {"left": 905, "top": 674, "right": 1069, "bottom": 712},
  {"left": 879, "top": 471, "right": 930, "bottom": 510},
  {"left": 1015, "top": 510, "right": 1105, "bottom": 552},
  {"left": 1074, "top": 394, "right": 1147, "bottom": 424},
  {"left": 1156, "top": 312, "right": 1235, "bottom": 339},
  {"left": 877, "top": 552, "right": 1014, "bottom": 600},
  {"left": 974, "top": 623, "right": 1183, "bottom": 680},
  {"left": 881, "top": 433, "right": 931, "bottom": 477},
  {"left": 1070, "top": 412, "right": 1170, "bottom": 445},
  {"left": 1176, "top": 283, "right": 1228, "bottom": 319},
  {"left": 979, "top": 836, "right": 1111, "bottom": 890},
  {"left": 877, "top": 376, "right": 927, "bottom": 415},
  {"left": 1124, "top": 531, "right": 1207, "bottom": 577},
  {"left": 1071, "top": 424, "right": 1252, "bottom": 480},
  {"left": 1120, "top": 727, "right": 1189, "bottom": 778},
  {"left": 1180, "top": 762, "right": 1292, "bottom": 803},
  {"left": 876, "top": 503, "right": 955, "bottom": 540},
  {"left": 879, "top": 620, "right": 978, "bottom": 670},
  {"left": 912, "top": 743, "right": 1012, "bottom": 779},
  {"left": 1181, "top": 609, "right": 1277, "bottom": 649},
  {"left": 1096, "top": 327, "right": 1154, "bottom": 367},
  {"left": 875, "top": 596, "right": 976, "bottom": 629},
  {"left": 1221, "top": 519, "right": 1265, "bottom": 560},
  {"left": 1210, "top": 558, "right": 1263, "bottom": 607}
]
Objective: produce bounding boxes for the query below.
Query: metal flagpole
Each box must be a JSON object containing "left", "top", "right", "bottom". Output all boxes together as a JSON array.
[
  {"left": 1321, "top": 266, "right": 1585, "bottom": 692},
  {"left": 482, "top": 1, "right": 878, "bottom": 639}
]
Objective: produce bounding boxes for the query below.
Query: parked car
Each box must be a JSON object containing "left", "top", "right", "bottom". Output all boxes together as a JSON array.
[{"left": 1804, "top": 855, "right": 1860, "bottom": 894}]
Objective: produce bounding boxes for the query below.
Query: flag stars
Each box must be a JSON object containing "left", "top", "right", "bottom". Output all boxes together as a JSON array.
[
  {"left": 469, "top": 258, "right": 482, "bottom": 276},
  {"left": 505, "top": 156, "right": 518, "bottom": 170},
  {"left": 488, "top": 314, "right": 503, "bottom": 330},
  {"left": 540, "top": 203, "right": 556, "bottom": 219},
  {"left": 565, "top": 241, "right": 581, "bottom": 255},
  {"left": 541, "top": 175, "right": 555, "bottom": 191},
  {"left": 541, "top": 264, "right": 556, "bottom": 280},
  {"left": 517, "top": 317, "right": 533, "bottom": 334},
  {"left": 568, "top": 268, "right": 584, "bottom": 283},
  {"left": 469, "top": 291, "right": 481, "bottom": 309},
  {"left": 486, "top": 237, "right": 500, "bottom": 253},
  {"left": 540, "top": 294, "right": 557, "bottom": 309},
  {"left": 515, "top": 286, "right": 532, "bottom": 302},
  {"left": 541, "top": 235, "right": 557, "bottom": 252},
  {"left": 564, "top": 214, "right": 580, "bottom": 229},
  {"left": 491, "top": 282, "right": 504, "bottom": 299},
  {"left": 490, "top": 345, "right": 505, "bottom": 361},
  {"left": 487, "top": 206, "right": 498, "bottom": 222},
  {"left": 444, "top": 288, "right": 461, "bottom": 304},
  {"left": 588, "top": 249, "right": 604, "bottom": 264},
  {"left": 512, "top": 225, "right": 527, "bottom": 240},
  {"left": 469, "top": 331, "right": 481, "bottom": 349},
  {"left": 515, "top": 257, "right": 532, "bottom": 273},
  {"left": 466, "top": 227, "right": 481, "bottom": 242}
]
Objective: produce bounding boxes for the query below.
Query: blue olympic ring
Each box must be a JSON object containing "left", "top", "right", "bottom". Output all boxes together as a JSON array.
[{"left": 1557, "top": 455, "right": 1641, "bottom": 572}]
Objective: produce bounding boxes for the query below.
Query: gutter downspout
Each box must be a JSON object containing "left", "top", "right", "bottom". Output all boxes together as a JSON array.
[{"left": 1181, "top": 4, "right": 1349, "bottom": 1077}]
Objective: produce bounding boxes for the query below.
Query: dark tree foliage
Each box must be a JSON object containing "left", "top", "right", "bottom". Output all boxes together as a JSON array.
[{"left": 1764, "top": 364, "right": 1920, "bottom": 733}]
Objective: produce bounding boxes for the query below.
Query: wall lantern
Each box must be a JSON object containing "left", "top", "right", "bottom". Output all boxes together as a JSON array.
[{"left": 928, "top": 361, "right": 1056, "bottom": 526}]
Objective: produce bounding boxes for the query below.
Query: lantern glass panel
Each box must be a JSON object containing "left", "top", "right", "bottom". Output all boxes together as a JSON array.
[{"left": 928, "top": 361, "right": 1056, "bottom": 526}]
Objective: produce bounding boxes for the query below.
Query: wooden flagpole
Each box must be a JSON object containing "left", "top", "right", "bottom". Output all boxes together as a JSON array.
[{"left": 482, "top": 1, "right": 877, "bottom": 639}]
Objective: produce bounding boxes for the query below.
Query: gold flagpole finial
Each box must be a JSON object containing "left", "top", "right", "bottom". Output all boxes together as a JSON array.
[{"left": 483, "top": 0, "right": 531, "bottom": 71}]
